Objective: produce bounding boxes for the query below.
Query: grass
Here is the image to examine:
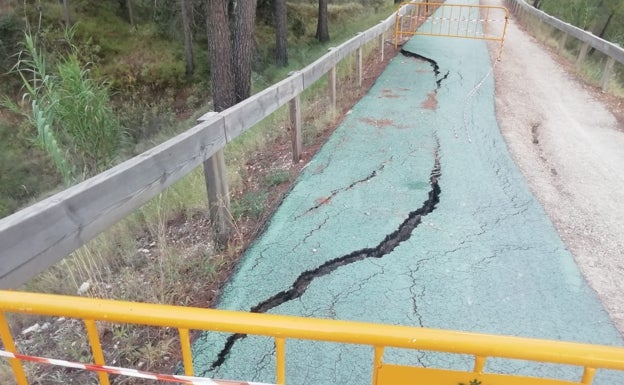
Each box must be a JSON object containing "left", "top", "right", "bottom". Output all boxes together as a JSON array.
[{"left": 2, "top": 4, "right": 401, "bottom": 384}]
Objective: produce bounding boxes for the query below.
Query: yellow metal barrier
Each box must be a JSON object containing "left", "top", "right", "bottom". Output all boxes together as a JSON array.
[
  {"left": 1, "top": 290, "right": 624, "bottom": 385},
  {"left": 395, "top": 2, "right": 510, "bottom": 59}
]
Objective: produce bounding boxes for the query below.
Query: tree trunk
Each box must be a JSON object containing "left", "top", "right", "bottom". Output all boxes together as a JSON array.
[
  {"left": 275, "top": 0, "right": 288, "bottom": 66},
  {"left": 62, "top": 0, "right": 72, "bottom": 26},
  {"left": 127, "top": 0, "right": 136, "bottom": 31},
  {"left": 588, "top": 11, "right": 614, "bottom": 56},
  {"left": 233, "top": 0, "right": 258, "bottom": 102},
  {"left": 598, "top": 12, "right": 614, "bottom": 39},
  {"left": 181, "top": 0, "right": 194, "bottom": 76},
  {"left": 532, "top": 0, "right": 541, "bottom": 9},
  {"left": 206, "top": 0, "right": 235, "bottom": 112},
  {"left": 316, "top": 0, "right": 329, "bottom": 43}
]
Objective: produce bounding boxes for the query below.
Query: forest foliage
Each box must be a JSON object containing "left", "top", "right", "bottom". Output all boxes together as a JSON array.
[
  {"left": 0, "top": 0, "right": 390, "bottom": 217},
  {"left": 536, "top": 0, "right": 624, "bottom": 45}
]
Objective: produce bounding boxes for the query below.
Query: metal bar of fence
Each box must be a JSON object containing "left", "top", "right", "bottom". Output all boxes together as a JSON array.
[{"left": 2, "top": 291, "right": 624, "bottom": 372}]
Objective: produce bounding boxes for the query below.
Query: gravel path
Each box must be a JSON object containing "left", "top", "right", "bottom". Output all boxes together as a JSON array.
[{"left": 486, "top": 0, "right": 624, "bottom": 335}]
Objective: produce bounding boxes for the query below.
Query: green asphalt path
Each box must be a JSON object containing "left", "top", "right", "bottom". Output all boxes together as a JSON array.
[{"left": 192, "top": 1, "right": 623, "bottom": 383}]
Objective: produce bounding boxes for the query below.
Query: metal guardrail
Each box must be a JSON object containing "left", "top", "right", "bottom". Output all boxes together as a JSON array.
[
  {"left": 1, "top": 290, "right": 624, "bottom": 385},
  {"left": 505, "top": 0, "right": 624, "bottom": 91},
  {"left": 0, "top": 12, "right": 396, "bottom": 290}
]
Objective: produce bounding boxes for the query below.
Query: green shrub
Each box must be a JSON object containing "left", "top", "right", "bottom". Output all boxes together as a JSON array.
[
  {"left": 231, "top": 191, "right": 269, "bottom": 220},
  {"left": 0, "top": 121, "right": 60, "bottom": 217},
  {"left": 0, "top": 14, "right": 24, "bottom": 93},
  {"left": 54, "top": 54, "right": 125, "bottom": 174},
  {"left": 8, "top": 31, "right": 126, "bottom": 182},
  {"left": 266, "top": 170, "right": 290, "bottom": 186},
  {"left": 0, "top": 14, "right": 23, "bottom": 70}
]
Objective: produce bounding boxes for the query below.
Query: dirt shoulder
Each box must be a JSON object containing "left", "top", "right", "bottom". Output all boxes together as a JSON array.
[{"left": 485, "top": 0, "right": 624, "bottom": 335}]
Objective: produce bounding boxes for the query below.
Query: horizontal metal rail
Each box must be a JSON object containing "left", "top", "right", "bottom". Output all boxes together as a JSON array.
[{"left": 1, "top": 291, "right": 624, "bottom": 385}]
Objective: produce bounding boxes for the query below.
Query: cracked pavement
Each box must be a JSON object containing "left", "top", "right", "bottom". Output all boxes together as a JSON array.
[{"left": 191, "top": 1, "right": 624, "bottom": 383}]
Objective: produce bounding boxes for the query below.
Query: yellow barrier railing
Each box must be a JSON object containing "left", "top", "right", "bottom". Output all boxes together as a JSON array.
[
  {"left": 395, "top": 2, "right": 510, "bottom": 59},
  {"left": 1, "top": 290, "right": 624, "bottom": 385}
]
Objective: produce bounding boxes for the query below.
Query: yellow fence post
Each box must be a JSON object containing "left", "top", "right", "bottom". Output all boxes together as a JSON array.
[
  {"left": 581, "top": 367, "right": 596, "bottom": 384},
  {"left": 179, "top": 328, "right": 194, "bottom": 376},
  {"left": 372, "top": 346, "right": 384, "bottom": 385},
  {"left": 275, "top": 337, "right": 286, "bottom": 385},
  {"left": 473, "top": 355, "right": 487, "bottom": 373},
  {"left": 84, "top": 319, "right": 110, "bottom": 385},
  {"left": 0, "top": 312, "right": 29, "bottom": 385}
]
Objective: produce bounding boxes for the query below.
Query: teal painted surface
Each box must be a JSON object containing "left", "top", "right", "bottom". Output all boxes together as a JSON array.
[{"left": 192, "top": 1, "right": 623, "bottom": 383}]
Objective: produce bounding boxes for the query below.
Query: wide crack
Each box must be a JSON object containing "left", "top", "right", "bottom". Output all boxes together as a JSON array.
[
  {"left": 400, "top": 49, "right": 449, "bottom": 90},
  {"left": 209, "top": 143, "right": 442, "bottom": 371}
]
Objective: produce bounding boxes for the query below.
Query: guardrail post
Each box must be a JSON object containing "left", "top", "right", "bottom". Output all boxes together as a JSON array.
[
  {"left": 558, "top": 32, "right": 568, "bottom": 54},
  {"left": 600, "top": 57, "right": 615, "bottom": 92},
  {"left": 576, "top": 42, "right": 590, "bottom": 69},
  {"left": 289, "top": 94, "right": 302, "bottom": 163},
  {"left": 357, "top": 45, "right": 363, "bottom": 88},
  {"left": 198, "top": 112, "right": 232, "bottom": 244},
  {"left": 203, "top": 150, "right": 232, "bottom": 244},
  {"left": 379, "top": 32, "right": 385, "bottom": 62},
  {"left": 536, "top": 18, "right": 545, "bottom": 38},
  {"left": 328, "top": 65, "right": 337, "bottom": 109},
  {"left": 521, "top": 4, "right": 529, "bottom": 25}
]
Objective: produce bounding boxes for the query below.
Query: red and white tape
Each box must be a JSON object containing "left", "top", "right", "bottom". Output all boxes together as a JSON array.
[{"left": 0, "top": 350, "right": 274, "bottom": 385}]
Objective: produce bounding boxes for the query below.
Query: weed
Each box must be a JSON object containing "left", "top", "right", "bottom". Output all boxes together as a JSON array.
[
  {"left": 8, "top": 29, "right": 126, "bottom": 183},
  {"left": 231, "top": 191, "right": 269, "bottom": 220},
  {"left": 266, "top": 170, "right": 290, "bottom": 186}
]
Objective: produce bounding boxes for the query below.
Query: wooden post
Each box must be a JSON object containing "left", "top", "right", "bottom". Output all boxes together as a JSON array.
[
  {"left": 576, "top": 42, "right": 590, "bottom": 69},
  {"left": 379, "top": 32, "right": 385, "bottom": 62},
  {"left": 203, "top": 150, "right": 232, "bottom": 245},
  {"left": 289, "top": 95, "right": 302, "bottom": 163},
  {"left": 558, "top": 32, "right": 568, "bottom": 54},
  {"left": 600, "top": 57, "right": 615, "bottom": 92},
  {"left": 356, "top": 46, "right": 363, "bottom": 88},
  {"left": 198, "top": 112, "right": 231, "bottom": 244},
  {"left": 328, "top": 65, "right": 337, "bottom": 109}
]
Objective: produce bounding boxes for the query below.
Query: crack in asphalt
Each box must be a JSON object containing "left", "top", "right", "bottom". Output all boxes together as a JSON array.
[
  {"left": 400, "top": 49, "right": 449, "bottom": 90},
  {"left": 208, "top": 144, "right": 442, "bottom": 371},
  {"left": 297, "top": 160, "right": 390, "bottom": 218}
]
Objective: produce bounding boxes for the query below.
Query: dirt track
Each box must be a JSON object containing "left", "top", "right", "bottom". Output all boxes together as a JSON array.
[{"left": 485, "top": 0, "right": 624, "bottom": 335}]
